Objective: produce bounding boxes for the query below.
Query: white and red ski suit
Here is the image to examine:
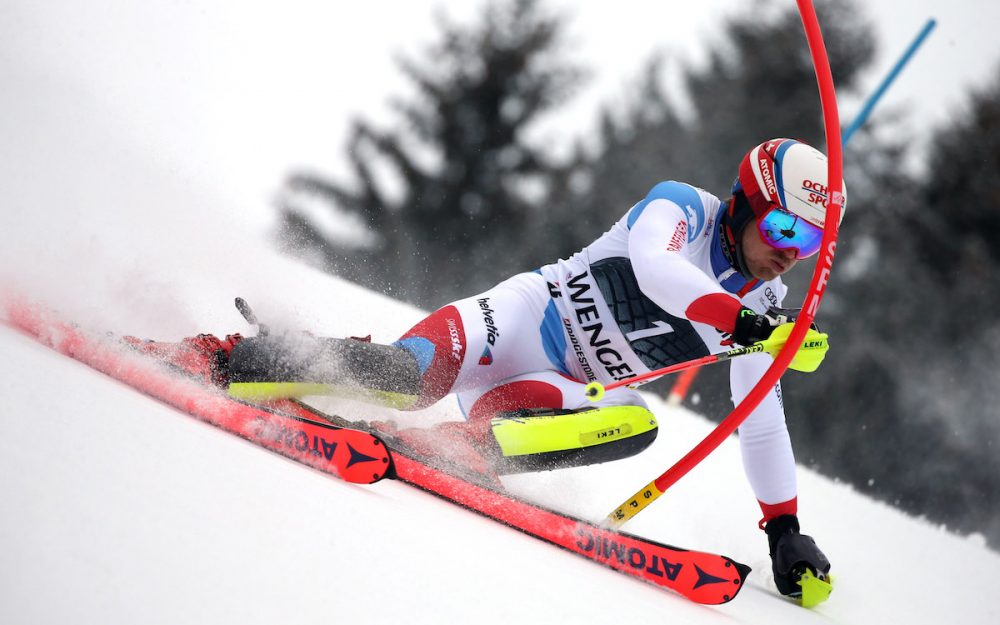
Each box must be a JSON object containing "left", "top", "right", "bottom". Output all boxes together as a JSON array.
[{"left": 394, "top": 180, "right": 799, "bottom": 522}]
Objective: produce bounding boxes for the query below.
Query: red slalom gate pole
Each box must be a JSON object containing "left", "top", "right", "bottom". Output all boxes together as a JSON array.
[
  {"left": 661, "top": 18, "right": 934, "bottom": 410},
  {"left": 667, "top": 367, "right": 700, "bottom": 406},
  {"left": 604, "top": 0, "right": 845, "bottom": 528}
]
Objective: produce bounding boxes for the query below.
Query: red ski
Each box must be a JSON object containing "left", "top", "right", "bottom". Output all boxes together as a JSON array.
[
  {"left": 2, "top": 298, "right": 391, "bottom": 485},
  {"left": 273, "top": 397, "right": 751, "bottom": 605},
  {"left": 3, "top": 296, "right": 750, "bottom": 605}
]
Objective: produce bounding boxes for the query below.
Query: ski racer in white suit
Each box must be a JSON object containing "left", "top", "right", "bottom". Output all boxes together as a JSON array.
[{"left": 225, "top": 137, "right": 838, "bottom": 597}]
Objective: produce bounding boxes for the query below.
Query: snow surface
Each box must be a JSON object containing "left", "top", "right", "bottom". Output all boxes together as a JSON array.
[
  {"left": 3, "top": 1, "right": 1000, "bottom": 622},
  {"left": 2, "top": 239, "right": 999, "bottom": 624}
]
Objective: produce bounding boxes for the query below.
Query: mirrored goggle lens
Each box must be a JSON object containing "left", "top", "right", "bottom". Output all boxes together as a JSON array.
[{"left": 757, "top": 208, "right": 823, "bottom": 258}]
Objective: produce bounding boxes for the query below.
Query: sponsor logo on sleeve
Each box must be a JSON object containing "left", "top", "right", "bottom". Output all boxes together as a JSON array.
[
  {"left": 476, "top": 297, "right": 500, "bottom": 365},
  {"left": 446, "top": 318, "right": 463, "bottom": 362},
  {"left": 682, "top": 203, "right": 703, "bottom": 241},
  {"left": 702, "top": 217, "right": 714, "bottom": 239},
  {"left": 666, "top": 221, "right": 688, "bottom": 252}
]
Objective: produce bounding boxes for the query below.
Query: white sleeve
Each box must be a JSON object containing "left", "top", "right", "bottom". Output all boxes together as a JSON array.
[
  {"left": 731, "top": 353, "right": 798, "bottom": 506},
  {"left": 628, "top": 198, "right": 733, "bottom": 319}
]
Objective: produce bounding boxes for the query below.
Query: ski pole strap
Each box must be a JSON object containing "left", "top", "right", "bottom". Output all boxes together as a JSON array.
[{"left": 606, "top": 478, "right": 665, "bottom": 527}]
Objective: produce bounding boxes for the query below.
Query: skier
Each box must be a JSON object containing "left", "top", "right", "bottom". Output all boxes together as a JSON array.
[{"left": 162, "top": 137, "right": 837, "bottom": 598}]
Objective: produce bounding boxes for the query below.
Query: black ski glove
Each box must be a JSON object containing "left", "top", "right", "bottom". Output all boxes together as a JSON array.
[
  {"left": 732, "top": 306, "right": 811, "bottom": 347},
  {"left": 732, "top": 306, "right": 793, "bottom": 346}
]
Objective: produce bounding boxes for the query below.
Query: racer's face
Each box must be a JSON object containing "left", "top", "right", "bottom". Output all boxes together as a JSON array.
[{"left": 741, "top": 220, "right": 799, "bottom": 281}]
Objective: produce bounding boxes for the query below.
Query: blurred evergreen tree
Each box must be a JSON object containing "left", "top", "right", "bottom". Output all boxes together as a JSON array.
[
  {"left": 271, "top": 0, "right": 1000, "bottom": 546},
  {"left": 793, "top": 64, "right": 1000, "bottom": 545},
  {"left": 544, "top": 0, "right": 875, "bottom": 265},
  {"left": 677, "top": 33, "right": 1000, "bottom": 544},
  {"left": 683, "top": 0, "right": 875, "bottom": 191},
  {"left": 276, "top": 0, "right": 584, "bottom": 307},
  {"left": 916, "top": 64, "right": 1000, "bottom": 281}
]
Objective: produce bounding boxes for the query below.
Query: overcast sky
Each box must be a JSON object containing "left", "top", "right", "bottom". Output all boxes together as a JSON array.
[{"left": 2, "top": 0, "right": 997, "bottom": 234}]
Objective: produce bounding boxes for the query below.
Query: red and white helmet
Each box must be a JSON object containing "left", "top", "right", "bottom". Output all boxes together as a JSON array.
[{"left": 736, "top": 138, "right": 847, "bottom": 228}]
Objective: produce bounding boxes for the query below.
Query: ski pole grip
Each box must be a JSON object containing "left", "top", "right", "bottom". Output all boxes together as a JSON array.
[
  {"left": 584, "top": 381, "right": 606, "bottom": 402},
  {"left": 235, "top": 297, "right": 258, "bottom": 324}
]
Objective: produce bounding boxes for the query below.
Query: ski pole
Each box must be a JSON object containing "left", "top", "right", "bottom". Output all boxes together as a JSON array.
[
  {"left": 584, "top": 325, "right": 827, "bottom": 402},
  {"left": 585, "top": 342, "right": 768, "bottom": 402},
  {"left": 235, "top": 297, "right": 270, "bottom": 336}
]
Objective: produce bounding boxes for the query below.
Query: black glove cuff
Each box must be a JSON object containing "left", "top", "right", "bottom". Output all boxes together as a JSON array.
[{"left": 732, "top": 307, "right": 772, "bottom": 346}]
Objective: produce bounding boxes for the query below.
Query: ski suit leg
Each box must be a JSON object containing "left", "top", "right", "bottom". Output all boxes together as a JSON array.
[
  {"left": 227, "top": 272, "right": 554, "bottom": 407},
  {"left": 392, "top": 272, "right": 658, "bottom": 470},
  {"left": 393, "top": 272, "right": 566, "bottom": 409}
]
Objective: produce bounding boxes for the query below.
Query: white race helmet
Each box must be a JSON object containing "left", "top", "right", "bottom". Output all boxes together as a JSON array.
[{"left": 736, "top": 138, "right": 846, "bottom": 228}]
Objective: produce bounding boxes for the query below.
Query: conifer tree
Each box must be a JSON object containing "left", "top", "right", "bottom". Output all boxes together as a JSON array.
[{"left": 277, "top": 0, "right": 583, "bottom": 307}]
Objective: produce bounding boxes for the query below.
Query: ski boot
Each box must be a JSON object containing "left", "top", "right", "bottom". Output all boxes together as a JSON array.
[
  {"left": 226, "top": 332, "right": 423, "bottom": 409},
  {"left": 122, "top": 333, "right": 243, "bottom": 387},
  {"left": 765, "top": 514, "right": 833, "bottom": 607}
]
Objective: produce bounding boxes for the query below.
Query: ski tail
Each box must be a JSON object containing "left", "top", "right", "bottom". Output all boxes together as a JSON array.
[
  {"left": 400, "top": 453, "right": 751, "bottom": 604},
  {"left": 2, "top": 297, "right": 392, "bottom": 485}
]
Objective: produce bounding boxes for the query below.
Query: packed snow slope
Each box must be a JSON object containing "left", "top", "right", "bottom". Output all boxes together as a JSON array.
[
  {"left": 2, "top": 238, "right": 999, "bottom": 624},
  {"left": 2, "top": 2, "right": 998, "bottom": 621}
]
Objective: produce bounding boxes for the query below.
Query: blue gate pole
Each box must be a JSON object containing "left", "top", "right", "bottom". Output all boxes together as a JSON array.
[{"left": 842, "top": 18, "right": 937, "bottom": 146}]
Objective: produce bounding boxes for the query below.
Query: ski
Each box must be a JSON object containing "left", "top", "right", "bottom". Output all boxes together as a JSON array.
[
  {"left": 229, "top": 298, "right": 751, "bottom": 604},
  {"left": 269, "top": 397, "right": 751, "bottom": 605},
  {"left": 3, "top": 296, "right": 750, "bottom": 605},
  {"left": 2, "top": 299, "right": 392, "bottom": 485}
]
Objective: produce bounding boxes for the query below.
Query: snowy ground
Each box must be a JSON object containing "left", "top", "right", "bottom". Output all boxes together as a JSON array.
[
  {"left": 3, "top": 2, "right": 1000, "bottom": 622},
  {"left": 2, "top": 242, "right": 998, "bottom": 624}
]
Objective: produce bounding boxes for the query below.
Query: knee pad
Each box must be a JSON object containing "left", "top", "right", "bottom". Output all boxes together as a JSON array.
[{"left": 488, "top": 405, "right": 658, "bottom": 474}]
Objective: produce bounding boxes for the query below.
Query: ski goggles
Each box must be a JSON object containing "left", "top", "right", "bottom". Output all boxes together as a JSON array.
[{"left": 756, "top": 206, "right": 824, "bottom": 259}]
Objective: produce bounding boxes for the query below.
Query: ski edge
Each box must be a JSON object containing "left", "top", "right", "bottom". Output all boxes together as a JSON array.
[
  {"left": 2, "top": 295, "right": 749, "bottom": 605},
  {"left": 1, "top": 298, "right": 393, "bottom": 485},
  {"left": 284, "top": 399, "right": 751, "bottom": 605}
]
